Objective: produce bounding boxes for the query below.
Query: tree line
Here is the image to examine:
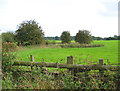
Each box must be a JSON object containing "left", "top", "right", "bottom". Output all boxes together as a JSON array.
[
  {"left": 45, "top": 35, "right": 120, "bottom": 41},
  {"left": 1, "top": 20, "right": 119, "bottom": 46}
]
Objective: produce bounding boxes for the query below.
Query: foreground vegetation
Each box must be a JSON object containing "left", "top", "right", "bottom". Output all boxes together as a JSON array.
[{"left": 3, "top": 66, "right": 120, "bottom": 89}]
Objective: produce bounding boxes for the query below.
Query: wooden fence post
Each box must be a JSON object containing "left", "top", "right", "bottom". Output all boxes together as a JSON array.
[
  {"left": 67, "top": 56, "right": 74, "bottom": 74},
  {"left": 30, "top": 55, "right": 34, "bottom": 62},
  {"left": 30, "top": 55, "right": 34, "bottom": 71},
  {"left": 67, "top": 56, "right": 74, "bottom": 64},
  {"left": 99, "top": 58, "right": 104, "bottom": 78}
]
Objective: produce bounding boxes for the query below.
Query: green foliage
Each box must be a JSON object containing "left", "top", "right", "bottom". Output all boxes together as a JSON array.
[
  {"left": 75, "top": 30, "right": 93, "bottom": 44},
  {"left": 97, "top": 37, "right": 102, "bottom": 40},
  {"left": 61, "top": 31, "right": 72, "bottom": 43},
  {"left": 55, "top": 36, "right": 60, "bottom": 40},
  {"left": 45, "top": 40, "right": 56, "bottom": 45},
  {"left": 104, "top": 37, "right": 117, "bottom": 40},
  {"left": 15, "top": 20, "right": 45, "bottom": 46},
  {"left": 2, "top": 42, "right": 17, "bottom": 89},
  {"left": 2, "top": 64, "right": 119, "bottom": 89},
  {"left": 2, "top": 32, "right": 16, "bottom": 43},
  {"left": 2, "top": 42, "right": 17, "bottom": 73}
]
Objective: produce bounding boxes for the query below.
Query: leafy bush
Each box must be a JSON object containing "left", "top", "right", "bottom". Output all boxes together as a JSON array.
[
  {"left": 61, "top": 31, "right": 72, "bottom": 43},
  {"left": 2, "top": 42, "right": 17, "bottom": 73},
  {"left": 75, "top": 30, "right": 93, "bottom": 44},
  {"left": 51, "top": 40, "right": 56, "bottom": 44},
  {"left": 2, "top": 32, "right": 16, "bottom": 43},
  {"left": 45, "top": 40, "right": 56, "bottom": 45},
  {"left": 2, "top": 42, "right": 18, "bottom": 89}
]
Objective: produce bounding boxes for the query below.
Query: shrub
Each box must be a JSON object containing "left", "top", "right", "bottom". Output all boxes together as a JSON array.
[
  {"left": 51, "top": 40, "right": 56, "bottom": 44},
  {"left": 60, "top": 31, "right": 72, "bottom": 43},
  {"left": 45, "top": 39, "right": 49, "bottom": 45},
  {"left": 2, "top": 42, "right": 17, "bottom": 73},
  {"left": 45, "top": 40, "right": 56, "bottom": 45},
  {"left": 2, "top": 32, "right": 16, "bottom": 43},
  {"left": 2, "top": 42, "right": 18, "bottom": 89},
  {"left": 75, "top": 30, "right": 93, "bottom": 44}
]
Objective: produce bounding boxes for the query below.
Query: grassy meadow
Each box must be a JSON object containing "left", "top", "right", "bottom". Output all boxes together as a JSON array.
[{"left": 16, "top": 40, "right": 118, "bottom": 65}]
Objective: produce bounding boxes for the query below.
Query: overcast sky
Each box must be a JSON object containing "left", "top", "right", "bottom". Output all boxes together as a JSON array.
[{"left": 0, "top": 0, "right": 119, "bottom": 37}]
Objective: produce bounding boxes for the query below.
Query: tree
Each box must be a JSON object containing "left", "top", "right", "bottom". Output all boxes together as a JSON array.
[
  {"left": 75, "top": 30, "right": 93, "bottom": 44},
  {"left": 15, "top": 20, "right": 45, "bottom": 45},
  {"left": 2, "top": 32, "right": 15, "bottom": 43},
  {"left": 60, "top": 31, "right": 72, "bottom": 43},
  {"left": 55, "top": 36, "right": 59, "bottom": 40},
  {"left": 104, "top": 37, "right": 116, "bottom": 40},
  {"left": 97, "top": 37, "right": 102, "bottom": 40}
]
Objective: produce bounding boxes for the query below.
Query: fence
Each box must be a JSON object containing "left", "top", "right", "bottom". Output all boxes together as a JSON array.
[{"left": 13, "top": 55, "right": 119, "bottom": 77}]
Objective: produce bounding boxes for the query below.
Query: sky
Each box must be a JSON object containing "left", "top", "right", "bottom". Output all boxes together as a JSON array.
[{"left": 0, "top": 0, "right": 119, "bottom": 37}]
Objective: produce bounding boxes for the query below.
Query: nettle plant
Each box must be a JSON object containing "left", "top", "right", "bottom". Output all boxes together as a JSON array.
[{"left": 2, "top": 42, "right": 17, "bottom": 73}]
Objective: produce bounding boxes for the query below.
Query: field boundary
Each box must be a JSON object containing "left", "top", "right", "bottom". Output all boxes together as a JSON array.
[{"left": 13, "top": 55, "right": 119, "bottom": 76}]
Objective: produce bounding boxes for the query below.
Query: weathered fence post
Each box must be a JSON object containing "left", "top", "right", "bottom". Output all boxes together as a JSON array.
[
  {"left": 67, "top": 56, "right": 74, "bottom": 74},
  {"left": 99, "top": 58, "right": 104, "bottom": 78},
  {"left": 67, "top": 56, "right": 74, "bottom": 75},
  {"left": 30, "top": 55, "right": 34, "bottom": 71},
  {"left": 30, "top": 55, "right": 34, "bottom": 62},
  {"left": 67, "top": 56, "right": 74, "bottom": 64}
]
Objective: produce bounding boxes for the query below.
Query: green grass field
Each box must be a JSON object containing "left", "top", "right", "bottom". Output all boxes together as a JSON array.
[{"left": 16, "top": 40, "right": 118, "bottom": 65}]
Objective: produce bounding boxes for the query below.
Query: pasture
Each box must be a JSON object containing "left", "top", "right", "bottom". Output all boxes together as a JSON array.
[{"left": 16, "top": 40, "right": 118, "bottom": 65}]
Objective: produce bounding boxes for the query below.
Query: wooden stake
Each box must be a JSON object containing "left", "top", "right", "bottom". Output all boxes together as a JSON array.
[
  {"left": 30, "top": 55, "right": 34, "bottom": 62},
  {"left": 67, "top": 56, "right": 74, "bottom": 74},
  {"left": 99, "top": 58, "right": 104, "bottom": 78},
  {"left": 67, "top": 56, "right": 74, "bottom": 64},
  {"left": 30, "top": 55, "right": 34, "bottom": 71}
]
